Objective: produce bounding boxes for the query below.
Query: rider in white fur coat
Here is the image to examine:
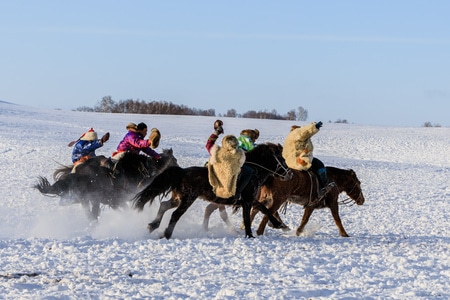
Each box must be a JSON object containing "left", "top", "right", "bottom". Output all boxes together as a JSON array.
[
  {"left": 282, "top": 122, "right": 320, "bottom": 171},
  {"left": 207, "top": 135, "right": 246, "bottom": 198},
  {"left": 282, "top": 121, "right": 333, "bottom": 201}
]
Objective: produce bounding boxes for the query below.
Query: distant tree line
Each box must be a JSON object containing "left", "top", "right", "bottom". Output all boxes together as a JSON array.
[
  {"left": 422, "top": 121, "right": 441, "bottom": 127},
  {"left": 76, "top": 96, "right": 309, "bottom": 121}
]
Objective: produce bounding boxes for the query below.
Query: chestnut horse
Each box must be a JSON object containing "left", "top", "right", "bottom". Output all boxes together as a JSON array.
[{"left": 252, "top": 166, "right": 365, "bottom": 237}]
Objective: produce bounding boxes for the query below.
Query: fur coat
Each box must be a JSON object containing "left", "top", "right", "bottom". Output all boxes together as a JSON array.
[
  {"left": 282, "top": 122, "right": 319, "bottom": 171},
  {"left": 208, "top": 135, "right": 246, "bottom": 198}
]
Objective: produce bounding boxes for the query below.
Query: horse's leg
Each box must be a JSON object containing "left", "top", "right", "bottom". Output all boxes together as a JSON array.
[
  {"left": 218, "top": 205, "right": 234, "bottom": 230},
  {"left": 90, "top": 200, "right": 101, "bottom": 220},
  {"left": 245, "top": 206, "right": 260, "bottom": 230},
  {"left": 242, "top": 196, "right": 271, "bottom": 231},
  {"left": 202, "top": 203, "right": 219, "bottom": 231},
  {"left": 272, "top": 211, "right": 290, "bottom": 230},
  {"left": 80, "top": 199, "right": 98, "bottom": 222},
  {"left": 163, "top": 197, "right": 195, "bottom": 239},
  {"left": 255, "top": 196, "right": 272, "bottom": 235},
  {"left": 148, "top": 198, "right": 179, "bottom": 233},
  {"left": 252, "top": 202, "right": 283, "bottom": 229},
  {"left": 328, "top": 197, "right": 350, "bottom": 237},
  {"left": 241, "top": 199, "right": 254, "bottom": 238},
  {"left": 256, "top": 199, "right": 289, "bottom": 236},
  {"left": 296, "top": 207, "right": 314, "bottom": 236}
]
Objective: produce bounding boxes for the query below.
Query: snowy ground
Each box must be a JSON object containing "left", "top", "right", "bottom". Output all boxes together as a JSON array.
[{"left": 0, "top": 102, "right": 449, "bottom": 299}]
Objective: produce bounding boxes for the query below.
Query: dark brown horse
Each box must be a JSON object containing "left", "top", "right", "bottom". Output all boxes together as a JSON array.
[
  {"left": 252, "top": 166, "right": 365, "bottom": 237},
  {"left": 35, "top": 149, "right": 178, "bottom": 221},
  {"left": 133, "top": 143, "right": 292, "bottom": 239}
]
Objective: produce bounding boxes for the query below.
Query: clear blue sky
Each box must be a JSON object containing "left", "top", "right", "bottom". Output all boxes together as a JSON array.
[{"left": 1, "top": 1, "right": 449, "bottom": 127}]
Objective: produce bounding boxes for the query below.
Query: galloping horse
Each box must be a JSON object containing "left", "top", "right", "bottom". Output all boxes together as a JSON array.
[
  {"left": 252, "top": 166, "right": 365, "bottom": 237},
  {"left": 133, "top": 143, "right": 292, "bottom": 239},
  {"left": 35, "top": 149, "right": 178, "bottom": 221}
]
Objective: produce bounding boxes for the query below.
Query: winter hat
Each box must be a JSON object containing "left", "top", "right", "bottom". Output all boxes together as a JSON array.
[
  {"left": 221, "top": 135, "right": 239, "bottom": 153},
  {"left": 126, "top": 122, "right": 138, "bottom": 131},
  {"left": 240, "top": 129, "right": 260, "bottom": 142},
  {"left": 253, "top": 129, "right": 260, "bottom": 140},
  {"left": 80, "top": 128, "right": 98, "bottom": 141}
]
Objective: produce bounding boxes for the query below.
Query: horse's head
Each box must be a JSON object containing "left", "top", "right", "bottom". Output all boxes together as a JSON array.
[
  {"left": 153, "top": 148, "right": 179, "bottom": 174},
  {"left": 347, "top": 170, "right": 366, "bottom": 205},
  {"left": 246, "top": 143, "right": 292, "bottom": 181},
  {"left": 333, "top": 168, "right": 365, "bottom": 205}
]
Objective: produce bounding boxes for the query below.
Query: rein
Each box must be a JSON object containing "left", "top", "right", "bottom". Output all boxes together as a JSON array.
[{"left": 245, "top": 153, "right": 292, "bottom": 180}]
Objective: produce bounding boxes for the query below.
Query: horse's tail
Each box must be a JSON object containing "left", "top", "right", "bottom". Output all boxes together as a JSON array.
[
  {"left": 133, "top": 166, "right": 184, "bottom": 211},
  {"left": 34, "top": 176, "right": 69, "bottom": 196}
]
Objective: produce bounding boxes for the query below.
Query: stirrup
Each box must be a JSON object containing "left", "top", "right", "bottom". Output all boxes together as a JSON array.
[
  {"left": 307, "top": 183, "right": 334, "bottom": 207},
  {"left": 320, "top": 182, "right": 335, "bottom": 195}
]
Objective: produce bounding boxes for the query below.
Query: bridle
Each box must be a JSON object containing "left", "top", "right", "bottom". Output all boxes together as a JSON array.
[{"left": 338, "top": 180, "right": 363, "bottom": 206}]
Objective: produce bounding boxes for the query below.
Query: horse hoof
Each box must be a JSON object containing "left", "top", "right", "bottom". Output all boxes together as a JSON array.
[
  {"left": 282, "top": 226, "right": 291, "bottom": 232},
  {"left": 147, "top": 223, "right": 158, "bottom": 233}
]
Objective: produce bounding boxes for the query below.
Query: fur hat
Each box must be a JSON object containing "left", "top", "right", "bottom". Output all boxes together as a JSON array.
[
  {"left": 240, "top": 129, "right": 260, "bottom": 142},
  {"left": 80, "top": 128, "right": 98, "bottom": 141},
  {"left": 126, "top": 122, "right": 138, "bottom": 131},
  {"left": 221, "top": 135, "right": 239, "bottom": 153}
]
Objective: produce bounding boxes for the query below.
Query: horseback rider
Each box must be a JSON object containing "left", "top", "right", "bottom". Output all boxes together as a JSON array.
[
  {"left": 237, "top": 128, "right": 259, "bottom": 152},
  {"left": 71, "top": 127, "right": 110, "bottom": 173},
  {"left": 282, "top": 121, "right": 334, "bottom": 202},
  {"left": 112, "top": 122, "right": 161, "bottom": 161},
  {"left": 205, "top": 120, "right": 253, "bottom": 202},
  {"left": 104, "top": 122, "right": 161, "bottom": 175}
]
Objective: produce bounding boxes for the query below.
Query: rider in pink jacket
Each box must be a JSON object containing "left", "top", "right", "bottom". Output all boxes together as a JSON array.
[{"left": 112, "top": 122, "right": 160, "bottom": 160}]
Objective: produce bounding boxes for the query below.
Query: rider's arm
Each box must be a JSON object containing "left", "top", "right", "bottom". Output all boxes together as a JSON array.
[
  {"left": 141, "top": 147, "right": 161, "bottom": 160},
  {"left": 205, "top": 132, "right": 219, "bottom": 154}
]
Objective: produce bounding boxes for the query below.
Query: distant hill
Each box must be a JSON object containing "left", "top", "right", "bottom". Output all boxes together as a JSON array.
[{"left": 0, "top": 100, "right": 16, "bottom": 105}]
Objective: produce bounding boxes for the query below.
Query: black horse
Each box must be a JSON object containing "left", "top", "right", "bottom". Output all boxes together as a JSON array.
[
  {"left": 133, "top": 143, "right": 292, "bottom": 239},
  {"left": 35, "top": 149, "right": 178, "bottom": 221}
]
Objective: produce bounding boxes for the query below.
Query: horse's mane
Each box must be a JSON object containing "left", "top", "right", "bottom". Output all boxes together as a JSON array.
[
  {"left": 121, "top": 148, "right": 172, "bottom": 162},
  {"left": 246, "top": 142, "right": 280, "bottom": 157},
  {"left": 326, "top": 166, "right": 354, "bottom": 175},
  {"left": 120, "top": 152, "right": 148, "bottom": 164}
]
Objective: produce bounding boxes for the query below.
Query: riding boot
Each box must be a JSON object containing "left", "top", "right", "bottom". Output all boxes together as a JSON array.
[{"left": 317, "top": 167, "right": 335, "bottom": 200}]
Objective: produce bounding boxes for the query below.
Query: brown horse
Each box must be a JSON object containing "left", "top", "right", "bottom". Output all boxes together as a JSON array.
[{"left": 252, "top": 166, "right": 365, "bottom": 237}]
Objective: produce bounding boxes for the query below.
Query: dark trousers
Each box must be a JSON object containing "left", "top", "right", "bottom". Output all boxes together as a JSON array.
[
  {"left": 311, "top": 157, "right": 327, "bottom": 187},
  {"left": 235, "top": 164, "right": 254, "bottom": 198}
]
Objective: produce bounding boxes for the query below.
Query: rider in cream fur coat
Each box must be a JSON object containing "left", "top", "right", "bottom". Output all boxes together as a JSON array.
[
  {"left": 282, "top": 122, "right": 320, "bottom": 171},
  {"left": 208, "top": 135, "right": 246, "bottom": 199}
]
